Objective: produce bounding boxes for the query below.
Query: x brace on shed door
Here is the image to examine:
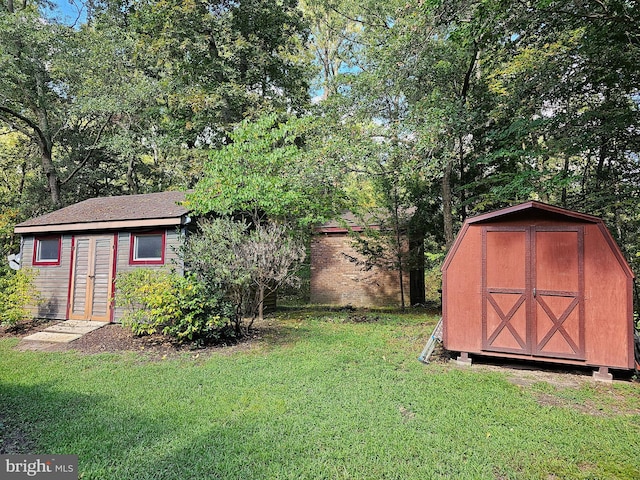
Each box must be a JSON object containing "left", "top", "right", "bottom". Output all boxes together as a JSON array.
[{"left": 481, "top": 225, "right": 585, "bottom": 360}]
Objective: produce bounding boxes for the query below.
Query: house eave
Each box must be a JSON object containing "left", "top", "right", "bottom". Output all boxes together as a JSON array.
[
  {"left": 315, "top": 226, "right": 368, "bottom": 234},
  {"left": 15, "top": 217, "right": 186, "bottom": 235}
]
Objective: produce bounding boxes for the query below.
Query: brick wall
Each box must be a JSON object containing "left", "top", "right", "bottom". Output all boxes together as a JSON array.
[{"left": 310, "top": 232, "right": 409, "bottom": 307}]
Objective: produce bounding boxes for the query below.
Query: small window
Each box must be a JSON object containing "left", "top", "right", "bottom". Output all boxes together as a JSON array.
[
  {"left": 129, "top": 231, "right": 165, "bottom": 265},
  {"left": 33, "top": 236, "right": 61, "bottom": 266}
]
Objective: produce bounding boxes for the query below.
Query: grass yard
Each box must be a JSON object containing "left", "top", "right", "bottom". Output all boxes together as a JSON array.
[{"left": 1, "top": 309, "right": 639, "bottom": 479}]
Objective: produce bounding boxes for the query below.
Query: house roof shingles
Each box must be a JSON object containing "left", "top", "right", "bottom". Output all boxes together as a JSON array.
[{"left": 15, "top": 191, "right": 190, "bottom": 234}]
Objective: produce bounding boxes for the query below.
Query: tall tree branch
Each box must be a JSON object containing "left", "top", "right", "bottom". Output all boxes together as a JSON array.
[
  {"left": 326, "top": 3, "right": 391, "bottom": 29},
  {"left": 0, "top": 105, "right": 46, "bottom": 146},
  {"left": 60, "top": 114, "right": 112, "bottom": 185}
]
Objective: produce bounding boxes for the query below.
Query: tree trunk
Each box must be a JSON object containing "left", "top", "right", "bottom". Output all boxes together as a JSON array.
[
  {"left": 35, "top": 70, "right": 62, "bottom": 207},
  {"left": 40, "top": 143, "right": 61, "bottom": 207},
  {"left": 391, "top": 187, "right": 406, "bottom": 311},
  {"left": 257, "top": 285, "right": 264, "bottom": 322},
  {"left": 18, "top": 160, "right": 26, "bottom": 198},
  {"left": 442, "top": 159, "right": 454, "bottom": 249},
  {"left": 458, "top": 134, "right": 467, "bottom": 222},
  {"left": 561, "top": 154, "right": 569, "bottom": 207},
  {"left": 127, "top": 157, "right": 138, "bottom": 194},
  {"left": 595, "top": 136, "right": 607, "bottom": 192},
  {"left": 409, "top": 232, "right": 426, "bottom": 306}
]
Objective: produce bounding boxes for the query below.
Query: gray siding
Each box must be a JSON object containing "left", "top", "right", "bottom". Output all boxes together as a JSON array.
[
  {"left": 113, "top": 228, "right": 184, "bottom": 321},
  {"left": 23, "top": 234, "right": 72, "bottom": 320},
  {"left": 115, "top": 229, "right": 183, "bottom": 274},
  {"left": 22, "top": 228, "right": 185, "bottom": 322}
]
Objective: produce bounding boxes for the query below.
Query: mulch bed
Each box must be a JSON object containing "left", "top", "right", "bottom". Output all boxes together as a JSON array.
[
  {"left": 0, "top": 318, "right": 59, "bottom": 338},
  {"left": 1, "top": 318, "right": 263, "bottom": 359}
]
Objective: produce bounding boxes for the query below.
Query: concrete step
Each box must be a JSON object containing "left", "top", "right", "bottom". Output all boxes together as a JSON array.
[
  {"left": 22, "top": 331, "right": 83, "bottom": 343},
  {"left": 22, "top": 320, "right": 109, "bottom": 344},
  {"left": 45, "top": 320, "right": 108, "bottom": 335}
]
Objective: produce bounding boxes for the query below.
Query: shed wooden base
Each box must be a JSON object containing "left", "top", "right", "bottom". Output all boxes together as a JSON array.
[
  {"left": 448, "top": 350, "right": 627, "bottom": 380},
  {"left": 454, "top": 349, "right": 592, "bottom": 367},
  {"left": 455, "top": 352, "right": 472, "bottom": 366}
]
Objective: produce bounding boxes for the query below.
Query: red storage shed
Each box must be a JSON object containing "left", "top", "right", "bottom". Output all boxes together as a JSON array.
[{"left": 441, "top": 201, "right": 635, "bottom": 378}]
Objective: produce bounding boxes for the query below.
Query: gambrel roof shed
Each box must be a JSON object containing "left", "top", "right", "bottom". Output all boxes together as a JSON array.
[{"left": 441, "top": 201, "right": 635, "bottom": 374}]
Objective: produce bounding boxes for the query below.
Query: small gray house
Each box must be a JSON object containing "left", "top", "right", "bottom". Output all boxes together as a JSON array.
[{"left": 14, "top": 191, "right": 190, "bottom": 322}]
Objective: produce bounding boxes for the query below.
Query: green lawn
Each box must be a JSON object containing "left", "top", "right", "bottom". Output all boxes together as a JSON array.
[{"left": 1, "top": 309, "right": 638, "bottom": 479}]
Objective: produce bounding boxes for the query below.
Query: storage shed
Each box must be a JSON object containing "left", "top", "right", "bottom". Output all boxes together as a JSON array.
[
  {"left": 14, "top": 191, "right": 190, "bottom": 323},
  {"left": 310, "top": 212, "right": 414, "bottom": 308},
  {"left": 441, "top": 201, "right": 635, "bottom": 377}
]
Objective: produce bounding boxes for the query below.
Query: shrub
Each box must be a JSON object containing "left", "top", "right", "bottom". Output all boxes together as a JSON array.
[
  {"left": 181, "top": 217, "right": 305, "bottom": 335},
  {"left": 115, "top": 269, "right": 232, "bottom": 342},
  {"left": 0, "top": 268, "right": 40, "bottom": 327}
]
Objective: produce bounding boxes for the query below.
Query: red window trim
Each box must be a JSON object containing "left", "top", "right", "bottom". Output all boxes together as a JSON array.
[
  {"left": 32, "top": 235, "right": 62, "bottom": 266},
  {"left": 129, "top": 230, "right": 166, "bottom": 265}
]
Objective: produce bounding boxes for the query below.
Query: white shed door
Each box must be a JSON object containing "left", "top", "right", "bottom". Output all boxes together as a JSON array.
[{"left": 69, "top": 234, "right": 115, "bottom": 321}]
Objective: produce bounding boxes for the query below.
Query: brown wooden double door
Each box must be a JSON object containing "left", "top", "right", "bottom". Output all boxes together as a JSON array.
[
  {"left": 482, "top": 226, "right": 585, "bottom": 360},
  {"left": 69, "top": 234, "right": 116, "bottom": 321}
]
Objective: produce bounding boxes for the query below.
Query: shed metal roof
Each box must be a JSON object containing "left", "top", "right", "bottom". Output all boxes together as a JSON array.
[
  {"left": 15, "top": 191, "right": 190, "bottom": 234},
  {"left": 315, "top": 211, "right": 374, "bottom": 233}
]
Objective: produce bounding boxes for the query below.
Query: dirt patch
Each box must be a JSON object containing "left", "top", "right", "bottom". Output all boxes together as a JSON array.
[
  {"left": 398, "top": 405, "right": 416, "bottom": 422},
  {"left": 462, "top": 357, "right": 599, "bottom": 389},
  {"left": 501, "top": 367, "right": 587, "bottom": 389},
  {"left": 534, "top": 393, "right": 606, "bottom": 416},
  {"left": 463, "top": 358, "right": 640, "bottom": 416},
  {"left": 423, "top": 343, "right": 455, "bottom": 363},
  {"left": 346, "top": 313, "right": 381, "bottom": 323}
]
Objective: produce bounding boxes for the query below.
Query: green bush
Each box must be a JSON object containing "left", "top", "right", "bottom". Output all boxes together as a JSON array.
[
  {"left": 0, "top": 268, "right": 40, "bottom": 327},
  {"left": 115, "top": 269, "right": 232, "bottom": 342}
]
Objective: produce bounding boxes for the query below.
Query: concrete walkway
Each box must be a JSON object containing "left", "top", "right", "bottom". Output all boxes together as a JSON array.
[{"left": 22, "top": 320, "right": 108, "bottom": 343}]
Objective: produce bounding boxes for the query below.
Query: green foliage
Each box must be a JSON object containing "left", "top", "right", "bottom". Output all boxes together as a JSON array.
[
  {"left": 181, "top": 217, "right": 306, "bottom": 333},
  {"left": 310, "top": 0, "right": 640, "bottom": 295},
  {"left": 188, "top": 113, "right": 342, "bottom": 229},
  {"left": 125, "top": 0, "right": 311, "bottom": 138},
  {"left": 0, "top": 268, "right": 40, "bottom": 327},
  {"left": 115, "top": 269, "right": 231, "bottom": 342},
  {"left": 0, "top": 0, "right": 314, "bottom": 213}
]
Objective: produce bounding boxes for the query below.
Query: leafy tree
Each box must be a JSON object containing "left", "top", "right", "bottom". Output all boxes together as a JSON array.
[
  {"left": 306, "top": 1, "right": 450, "bottom": 304},
  {"left": 0, "top": 268, "right": 40, "bottom": 327},
  {"left": 238, "top": 221, "right": 306, "bottom": 323},
  {"left": 181, "top": 218, "right": 305, "bottom": 334},
  {"left": 480, "top": 0, "right": 640, "bottom": 303},
  {"left": 299, "top": 0, "right": 362, "bottom": 101},
  {"left": 188, "top": 113, "right": 343, "bottom": 229},
  {"left": 0, "top": 1, "right": 116, "bottom": 207},
  {"left": 1, "top": 0, "right": 316, "bottom": 211},
  {"left": 306, "top": 0, "right": 640, "bottom": 316},
  {"left": 317, "top": 0, "right": 639, "bottom": 244},
  {"left": 115, "top": 0, "right": 313, "bottom": 145}
]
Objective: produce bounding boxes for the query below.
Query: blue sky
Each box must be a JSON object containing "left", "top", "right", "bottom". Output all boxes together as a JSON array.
[{"left": 46, "top": 0, "right": 87, "bottom": 25}]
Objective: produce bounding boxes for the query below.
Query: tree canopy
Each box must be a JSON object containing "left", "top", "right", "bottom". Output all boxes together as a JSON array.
[{"left": 1, "top": 0, "right": 639, "bottom": 293}]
